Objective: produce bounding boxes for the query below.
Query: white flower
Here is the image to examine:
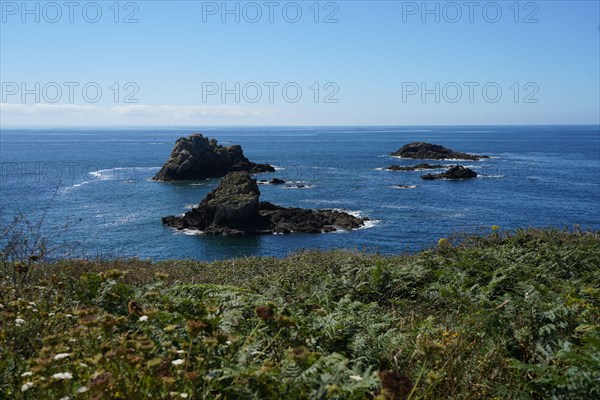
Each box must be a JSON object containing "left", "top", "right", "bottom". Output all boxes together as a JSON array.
[
  {"left": 349, "top": 375, "right": 364, "bottom": 381},
  {"left": 171, "top": 359, "right": 185, "bottom": 366},
  {"left": 54, "top": 353, "right": 71, "bottom": 361},
  {"left": 15, "top": 318, "right": 25, "bottom": 326},
  {"left": 180, "top": 394, "right": 189, "bottom": 398},
  {"left": 21, "top": 371, "right": 33, "bottom": 377},
  {"left": 60, "top": 396, "right": 70, "bottom": 400},
  {"left": 21, "top": 382, "right": 34, "bottom": 392},
  {"left": 139, "top": 315, "right": 149, "bottom": 322},
  {"left": 79, "top": 363, "right": 88, "bottom": 368},
  {"left": 64, "top": 314, "right": 73, "bottom": 318},
  {"left": 52, "top": 372, "right": 73, "bottom": 380},
  {"left": 77, "top": 386, "right": 89, "bottom": 394},
  {"left": 176, "top": 350, "right": 185, "bottom": 354}
]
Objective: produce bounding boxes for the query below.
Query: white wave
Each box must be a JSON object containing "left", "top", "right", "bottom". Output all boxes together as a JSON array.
[
  {"left": 390, "top": 156, "right": 485, "bottom": 162},
  {"left": 272, "top": 165, "right": 286, "bottom": 171},
  {"left": 333, "top": 209, "right": 364, "bottom": 218},
  {"left": 360, "top": 219, "right": 381, "bottom": 230},
  {"left": 89, "top": 166, "right": 161, "bottom": 180},
  {"left": 479, "top": 175, "right": 504, "bottom": 179},
  {"left": 179, "top": 228, "right": 204, "bottom": 236},
  {"left": 330, "top": 210, "right": 378, "bottom": 230},
  {"left": 72, "top": 181, "right": 90, "bottom": 188},
  {"left": 392, "top": 185, "right": 417, "bottom": 189},
  {"left": 184, "top": 204, "right": 198, "bottom": 209},
  {"left": 284, "top": 185, "right": 315, "bottom": 189},
  {"left": 61, "top": 181, "right": 90, "bottom": 192}
]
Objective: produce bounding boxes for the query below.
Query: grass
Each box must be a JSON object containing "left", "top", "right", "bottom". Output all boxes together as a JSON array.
[{"left": 0, "top": 228, "right": 599, "bottom": 399}]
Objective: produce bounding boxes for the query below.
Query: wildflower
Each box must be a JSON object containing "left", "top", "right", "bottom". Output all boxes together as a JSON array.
[
  {"left": 171, "top": 359, "right": 185, "bottom": 366},
  {"left": 79, "top": 363, "right": 88, "bottom": 368},
  {"left": 349, "top": 375, "right": 363, "bottom": 381},
  {"left": 180, "top": 394, "right": 189, "bottom": 399},
  {"left": 21, "top": 382, "right": 34, "bottom": 392},
  {"left": 52, "top": 372, "right": 73, "bottom": 380},
  {"left": 54, "top": 353, "right": 71, "bottom": 361},
  {"left": 15, "top": 318, "right": 25, "bottom": 326},
  {"left": 491, "top": 225, "right": 500, "bottom": 231},
  {"left": 59, "top": 396, "right": 70, "bottom": 400},
  {"left": 77, "top": 386, "right": 89, "bottom": 394},
  {"left": 176, "top": 350, "right": 185, "bottom": 354},
  {"left": 64, "top": 314, "right": 73, "bottom": 318},
  {"left": 21, "top": 371, "right": 33, "bottom": 377},
  {"left": 438, "top": 238, "right": 448, "bottom": 247},
  {"left": 139, "top": 315, "right": 149, "bottom": 322}
]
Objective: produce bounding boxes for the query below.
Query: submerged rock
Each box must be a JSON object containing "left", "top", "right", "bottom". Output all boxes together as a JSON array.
[
  {"left": 153, "top": 133, "right": 275, "bottom": 181},
  {"left": 421, "top": 165, "right": 478, "bottom": 180},
  {"left": 391, "top": 142, "right": 488, "bottom": 161},
  {"left": 162, "top": 172, "right": 367, "bottom": 235},
  {"left": 269, "top": 178, "right": 286, "bottom": 184},
  {"left": 384, "top": 163, "right": 446, "bottom": 171}
]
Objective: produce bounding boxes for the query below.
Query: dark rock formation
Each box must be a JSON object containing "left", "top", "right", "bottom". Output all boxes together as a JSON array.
[
  {"left": 269, "top": 178, "right": 286, "bottom": 184},
  {"left": 153, "top": 134, "right": 275, "bottom": 181},
  {"left": 384, "top": 163, "right": 446, "bottom": 171},
  {"left": 421, "top": 165, "right": 478, "bottom": 180},
  {"left": 391, "top": 142, "right": 488, "bottom": 161},
  {"left": 162, "top": 172, "right": 367, "bottom": 235}
]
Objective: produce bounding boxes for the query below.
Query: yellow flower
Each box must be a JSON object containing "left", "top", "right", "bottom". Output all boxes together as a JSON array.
[
  {"left": 438, "top": 238, "right": 448, "bottom": 247},
  {"left": 491, "top": 225, "right": 500, "bottom": 231}
]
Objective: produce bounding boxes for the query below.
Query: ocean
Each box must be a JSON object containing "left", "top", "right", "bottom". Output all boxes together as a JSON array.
[{"left": 1, "top": 125, "right": 599, "bottom": 261}]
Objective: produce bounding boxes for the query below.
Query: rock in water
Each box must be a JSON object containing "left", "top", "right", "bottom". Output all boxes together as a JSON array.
[
  {"left": 153, "top": 133, "right": 275, "bottom": 181},
  {"left": 162, "top": 172, "right": 367, "bottom": 235},
  {"left": 391, "top": 142, "right": 488, "bottom": 161},
  {"left": 421, "top": 165, "right": 478, "bottom": 180}
]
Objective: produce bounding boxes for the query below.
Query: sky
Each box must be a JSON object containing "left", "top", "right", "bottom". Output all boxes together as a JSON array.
[{"left": 0, "top": 0, "right": 599, "bottom": 126}]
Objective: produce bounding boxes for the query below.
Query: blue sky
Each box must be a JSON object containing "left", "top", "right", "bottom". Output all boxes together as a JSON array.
[{"left": 1, "top": 0, "right": 599, "bottom": 126}]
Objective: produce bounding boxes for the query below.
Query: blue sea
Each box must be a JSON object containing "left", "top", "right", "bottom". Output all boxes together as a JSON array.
[{"left": 1, "top": 126, "right": 599, "bottom": 261}]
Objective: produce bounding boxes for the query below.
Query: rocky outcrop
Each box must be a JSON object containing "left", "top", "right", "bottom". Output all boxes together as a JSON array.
[
  {"left": 421, "top": 165, "right": 478, "bottom": 180},
  {"left": 162, "top": 172, "right": 367, "bottom": 235},
  {"left": 258, "top": 178, "right": 287, "bottom": 185},
  {"left": 391, "top": 142, "right": 488, "bottom": 161},
  {"left": 384, "top": 163, "right": 446, "bottom": 171},
  {"left": 153, "top": 134, "right": 275, "bottom": 181}
]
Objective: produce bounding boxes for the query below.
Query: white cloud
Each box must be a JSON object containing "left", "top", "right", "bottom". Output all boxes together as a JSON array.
[
  {"left": 0, "top": 103, "right": 281, "bottom": 119},
  {"left": 0, "top": 103, "right": 102, "bottom": 116}
]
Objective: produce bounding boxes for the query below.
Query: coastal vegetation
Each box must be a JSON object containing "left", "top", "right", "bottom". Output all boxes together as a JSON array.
[{"left": 1, "top": 227, "right": 598, "bottom": 399}]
